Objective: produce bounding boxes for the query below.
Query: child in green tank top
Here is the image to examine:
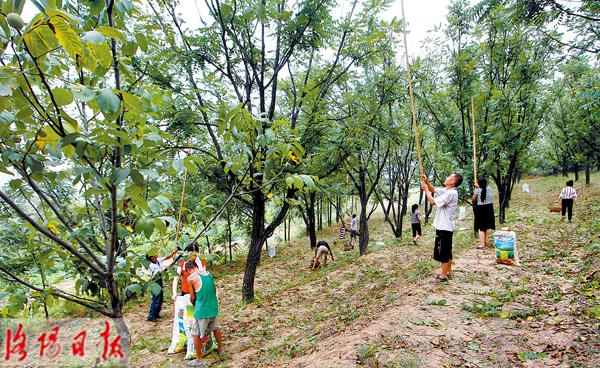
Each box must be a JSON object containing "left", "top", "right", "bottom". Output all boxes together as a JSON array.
[{"left": 185, "top": 261, "right": 224, "bottom": 367}]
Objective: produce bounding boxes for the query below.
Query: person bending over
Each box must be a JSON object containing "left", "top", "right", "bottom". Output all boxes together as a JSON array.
[{"left": 312, "top": 240, "right": 335, "bottom": 269}]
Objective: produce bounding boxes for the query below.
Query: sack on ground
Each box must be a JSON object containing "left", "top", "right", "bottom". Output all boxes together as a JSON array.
[
  {"left": 267, "top": 244, "right": 276, "bottom": 258},
  {"left": 493, "top": 228, "right": 520, "bottom": 266},
  {"left": 458, "top": 206, "right": 466, "bottom": 221},
  {"left": 168, "top": 295, "right": 217, "bottom": 359},
  {"left": 168, "top": 294, "right": 195, "bottom": 357},
  {"left": 522, "top": 183, "right": 530, "bottom": 193},
  {"left": 343, "top": 242, "right": 354, "bottom": 251}
]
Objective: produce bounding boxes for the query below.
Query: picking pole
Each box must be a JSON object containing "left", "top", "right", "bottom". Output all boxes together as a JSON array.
[
  {"left": 400, "top": 0, "right": 424, "bottom": 177},
  {"left": 471, "top": 96, "right": 477, "bottom": 183}
]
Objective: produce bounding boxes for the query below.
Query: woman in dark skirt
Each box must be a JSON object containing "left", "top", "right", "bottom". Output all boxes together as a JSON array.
[{"left": 472, "top": 177, "right": 495, "bottom": 249}]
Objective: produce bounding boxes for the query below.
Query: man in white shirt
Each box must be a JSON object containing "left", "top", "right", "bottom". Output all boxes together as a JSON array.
[
  {"left": 350, "top": 214, "right": 358, "bottom": 244},
  {"left": 146, "top": 249, "right": 176, "bottom": 321},
  {"left": 421, "top": 173, "right": 463, "bottom": 282}
]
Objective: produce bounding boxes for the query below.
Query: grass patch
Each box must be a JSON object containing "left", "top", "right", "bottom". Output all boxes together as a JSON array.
[
  {"left": 357, "top": 344, "right": 380, "bottom": 366},
  {"left": 383, "top": 354, "right": 421, "bottom": 368},
  {"left": 461, "top": 300, "right": 503, "bottom": 317},
  {"left": 501, "top": 308, "right": 547, "bottom": 319},
  {"left": 404, "top": 259, "right": 437, "bottom": 283}
]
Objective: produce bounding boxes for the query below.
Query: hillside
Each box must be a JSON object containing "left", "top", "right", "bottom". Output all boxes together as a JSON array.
[{"left": 127, "top": 174, "right": 600, "bottom": 368}]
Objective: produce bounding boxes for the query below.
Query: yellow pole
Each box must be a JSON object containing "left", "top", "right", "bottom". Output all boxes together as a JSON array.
[
  {"left": 175, "top": 139, "right": 193, "bottom": 244},
  {"left": 175, "top": 168, "right": 188, "bottom": 243},
  {"left": 400, "top": 0, "right": 424, "bottom": 177},
  {"left": 471, "top": 96, "right": 477, "bottom": 183}
]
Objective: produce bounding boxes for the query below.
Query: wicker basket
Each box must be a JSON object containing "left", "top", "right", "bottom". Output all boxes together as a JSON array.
[{"left": 548, "top": 203, "right": 562, "bottom": 213}]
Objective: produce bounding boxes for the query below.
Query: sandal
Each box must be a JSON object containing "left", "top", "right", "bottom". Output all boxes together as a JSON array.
[{"left": 435, "top": 275, "right": 449, "bottom": 282}]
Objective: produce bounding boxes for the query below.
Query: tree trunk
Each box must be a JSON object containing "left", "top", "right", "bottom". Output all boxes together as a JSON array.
[
  {"left": 307, "top": 191, "right": 317, "bottom": 248},
  {"left": 585, "top": 165, "right": 590, "bottom": 185},
  {"left": 318, "top": 197, "right": 323, "bottom": 231},
  {"left": 398, "top": 191, "right": 408, "bottom": 238},
  {"left": 328, "top": 200, "right": 332, "bottom": 227},
  {"left": 242, "top": 193, "right": 265, "bottom": 302},
  {"left": 358, "top": 167, "right": 369, "bottom": 255},
  {"left": 227, "top": 208, "right": 232, "bottom": 262},
  {"left": 574, "top": 163, "right": 579, "bottom": 181},
  {"left": 359, "top": 198, "right": 369, "bottom": 255}
]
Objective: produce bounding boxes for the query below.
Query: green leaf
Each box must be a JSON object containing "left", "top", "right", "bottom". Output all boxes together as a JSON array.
[
  {"left": 49, "top": 17, "right": 82, "bottom": 59},
  {"left": 147, "top": 199, "right": 161, "bottom": 215},
  {"left": 143, "top": 219, "right": 155, "bottom": 239},
  {"left": 89, "top": 42, "right": 112, "bottom": 69},
  {"left": 183, "top": 156, "right": 199, "bottom": 174},
  {"left": 109, "top": 167, "right": 130, "bottom": 185},
  {"left": 95, "top": 25, "right": 126, "bottom": 42},
  {"left": 147, "top": 281, "right": 162, "bottom": 296},
  {"left": 154, "top": 218, "right": 167, "bottom": 234},
  {"left": 172, "top": 159, "right": 184, "bottom": 174},
  {"left": 73, "top": 86, "right": 95, "bottom": 102},
  {"left": 130, "top": 169, "right": 145, "bottom": 187},
  {"left": 155, "top": 195, "right": 171, "bottom": 208},
  {"left": 135, "top": 32, "right": 147, "bottom": 52},
  {"left": 124, "top": 283, "right": 141, "bottom": 297},
  {"left": 96, "top": 88, "right": 121, "bottom": 115},
  {"left": 52, "top": 87, "right": 73, "bottom": 106}
]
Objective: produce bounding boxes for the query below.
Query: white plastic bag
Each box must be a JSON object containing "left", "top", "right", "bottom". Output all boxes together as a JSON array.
[
  {"left": 168, "top": 294, "right": 196, "bottom": 358},
  {"left": 268, "top": 243, "right": 276, "bottom": 258},
  {"left": 458, "top": 206, "right": 466, "bottom": 221},
  {"left": 522, "top": 183, "right": 530, "bottom": 193}
]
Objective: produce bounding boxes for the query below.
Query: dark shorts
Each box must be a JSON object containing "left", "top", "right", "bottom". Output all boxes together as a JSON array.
[
  {"left": 411, "top": 223, "right": 422, "bottom": 237},
  {"left": 433, "top": 229, "right": 453, "bottom": 263},
  {"left": 351, "top": 230, "right": 358, "bottom": 238}
]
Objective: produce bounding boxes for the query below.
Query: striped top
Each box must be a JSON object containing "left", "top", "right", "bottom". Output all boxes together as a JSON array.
[
  {"left": 560, "top": 186, "right": 577, "bottom": 200},
  {"left": 474, "top": 187, "right": 494, "bottom": 206},
  {"left": 339, "top": 223, "right": 346, "bottom": 239}
]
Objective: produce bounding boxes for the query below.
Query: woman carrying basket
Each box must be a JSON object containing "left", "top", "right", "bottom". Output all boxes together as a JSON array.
[{"left": 472, "top": 177, "right": 495, "bottom": 249}]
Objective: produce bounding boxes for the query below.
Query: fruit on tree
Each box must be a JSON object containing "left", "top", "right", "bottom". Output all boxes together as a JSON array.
[{"left": 6, "top": 13, "right": 25, "bottom": 30}]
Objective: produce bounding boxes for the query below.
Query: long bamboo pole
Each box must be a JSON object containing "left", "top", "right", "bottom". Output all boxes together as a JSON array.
[
  {"left": 471, "top": 96, "right": 477, "bottom": 183},
  {"left": 175, "top": 139, "right": 193, "bottom": 244},
  {"left": 400, "top": 0, "right": 424, "bottom": 177},
  {"left": 175, "top": 168, "right": 189, "bottom": 243}
]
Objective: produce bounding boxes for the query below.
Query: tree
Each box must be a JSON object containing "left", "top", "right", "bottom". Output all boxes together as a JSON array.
[
  {"left": 0, "top": 0, "right": 193, "bottom": 332},
  {"left": 476, "top": 2, "right": 554, "bottom": 222}
]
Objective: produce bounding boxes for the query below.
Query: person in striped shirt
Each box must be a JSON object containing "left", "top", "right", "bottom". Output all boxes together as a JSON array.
[{"left": 556, "top": 180, "right": 577, "bottom": 222}]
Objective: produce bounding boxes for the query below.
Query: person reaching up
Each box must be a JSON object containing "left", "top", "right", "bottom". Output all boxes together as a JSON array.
[
  {"left": 146, "top": 249, "right": 177, "bottom": 322},
  {"left": 421, "top": 173, "right": 463, "bottom": 283}
]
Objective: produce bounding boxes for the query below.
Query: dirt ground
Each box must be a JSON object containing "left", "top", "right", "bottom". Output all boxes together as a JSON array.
[{"left": 127, "top": 175, "right": 600, "bottom": 368}]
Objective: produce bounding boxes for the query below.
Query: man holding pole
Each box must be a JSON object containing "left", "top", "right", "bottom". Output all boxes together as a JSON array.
[{"left": 421, "top": 173, "right": 463, "bottom": 282}]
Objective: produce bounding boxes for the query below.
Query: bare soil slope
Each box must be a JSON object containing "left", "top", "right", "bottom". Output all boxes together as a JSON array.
[{"left": 127, "top": 175, "right": 599, "bottom": 368}]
